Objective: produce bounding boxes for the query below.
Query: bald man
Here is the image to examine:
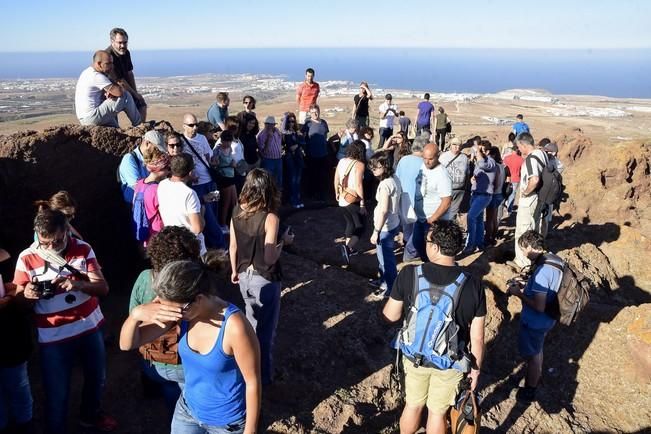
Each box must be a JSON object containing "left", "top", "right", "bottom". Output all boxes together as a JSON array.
[
  {"left": 413, "top": 143, "right": 453, "bottom": 261},
  {"left": 74, "top": 50, "right": 141, "bottom": 128},
  {"left": 179, "top": 113, "right": 226, "bottom": 249}
]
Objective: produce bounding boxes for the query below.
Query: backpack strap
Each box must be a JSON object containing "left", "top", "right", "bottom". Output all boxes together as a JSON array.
[{"left": 445, "top": 152, "right": 461, "bottom": 168}]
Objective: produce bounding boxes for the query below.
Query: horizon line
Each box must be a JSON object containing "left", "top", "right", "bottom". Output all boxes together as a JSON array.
[{"left": 1, "top": 46, "right": 651, "bottom": 54}]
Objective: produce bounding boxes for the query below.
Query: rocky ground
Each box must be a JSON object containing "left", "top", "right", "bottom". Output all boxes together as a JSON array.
[{"left": 0, "top": 119, "right": 649, "bottom": 433}]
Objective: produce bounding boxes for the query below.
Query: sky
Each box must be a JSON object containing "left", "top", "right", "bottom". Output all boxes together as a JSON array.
[{"left": 1, "top": 0, "right": 650, "bottom": 52}]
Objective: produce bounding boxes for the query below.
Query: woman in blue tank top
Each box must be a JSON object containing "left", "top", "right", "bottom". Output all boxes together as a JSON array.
[{"left": 119, "top": 260, "right": 261, "bottom": 434}]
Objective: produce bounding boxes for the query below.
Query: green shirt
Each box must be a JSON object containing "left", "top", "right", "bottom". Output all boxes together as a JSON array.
[{"left": 129, "top": 269, "right": 156, "bottom": 313}]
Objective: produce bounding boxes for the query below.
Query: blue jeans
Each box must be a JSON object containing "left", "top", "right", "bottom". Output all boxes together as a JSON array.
[
  {"left": 378, "top": 127, "right": 393, "bottom": 148},
  {"left": 377, "top": 226, "right": 399, "bottom": 295},
  {"left": 284, "top": 152, "right": 304, "bottom": 206},
  {"left": 412, "top": 220, "right": 431, "bottom": 263},
  {"left": 0, "top": 362, "right": 33, "bottom": 430},
  {"left": 466, "top": 193, "right": 492, "bottom": 250},
  {"left": 39, "top": 329, "right": 106, "bottom": 434},
  {"left": 506, "top": 182, "right": 519, "bottom": 213},
  {"left": 238, "top": 271, "right": 281, "bottom": 385},
  {"left": 401, "top": 221, "right": 418, "bottom": 261},
  {"left": 260, "top": 158, "right": 283, "bottom": 189},
  {"left": 141, "top": 360, "right": 184, "bottom": 421},
  {"left": 192, "top": 182, "right": 226, "bottom": 249},
  {"left": 171, "top": 395, "right": 245, "bottom": 434}
]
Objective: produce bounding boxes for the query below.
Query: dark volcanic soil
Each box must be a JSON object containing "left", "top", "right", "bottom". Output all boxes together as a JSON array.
[{"left": 0, "top": 125, "right": 649, "bottom": 434}]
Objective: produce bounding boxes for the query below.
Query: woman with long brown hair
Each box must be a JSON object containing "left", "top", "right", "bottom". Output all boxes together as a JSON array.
[{"left": 229, "top": 169, "right": 293, "bottom": 385}]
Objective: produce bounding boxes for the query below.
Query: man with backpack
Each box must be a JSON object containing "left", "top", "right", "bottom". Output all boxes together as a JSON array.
[
  {"left": 383, "top": 220, "right": 486, "bottom": 434},
  {"left": 118, "top": 130, "right": 165, "bottom": 203},
  {"left": 507, "top": 230, "right": 563, "bottom": 403},
  {"left": 512, "top": 132, "right": 548, "bottom": 270}
]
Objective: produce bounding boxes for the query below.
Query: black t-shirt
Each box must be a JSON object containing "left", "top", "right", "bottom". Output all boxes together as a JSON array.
[
  {"left": 106, "top": 46, "right": 134, "bottom": 81},
  {"left": 390, "top": 262, "right": 487, "bottom": 346},
  {"left": 354, "top": 94, "right": 370, "bottom": 117}
]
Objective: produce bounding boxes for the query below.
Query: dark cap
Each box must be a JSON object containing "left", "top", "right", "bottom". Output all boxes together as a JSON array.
[{"left": 544, "top": 142, "right": 559, "bottom": 153}]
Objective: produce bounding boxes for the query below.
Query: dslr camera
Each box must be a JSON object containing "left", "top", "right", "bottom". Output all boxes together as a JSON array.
[{"left": 34, "top": 280, "right": 56, "bottom": 299}]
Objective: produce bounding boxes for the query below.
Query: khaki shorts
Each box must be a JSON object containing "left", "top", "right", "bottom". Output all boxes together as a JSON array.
[{"left": 403, "top": 357, "right": 464, "bottom": 415}]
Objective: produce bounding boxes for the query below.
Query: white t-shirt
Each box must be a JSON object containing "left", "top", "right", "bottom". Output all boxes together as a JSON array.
[
  {"left": 182, "top": 134, "right": 213, "bottom": 185},
  {"left": 520, "top": 149, "right": 548, "bottom": 208},
  {"left": 378, "top": 102, "right": 398, "bottom": 129},
  {"left": 74, "top": 66, "right": 112, "bottom": 119},
  {"left": 157, "top": 179, "right": 206, "bottom": 252},
  {"left": 374, "top": 176, "right": 402, "bottom": 231},
  {"left": 415, "top": 163, "right": 453, "bottom": 221},
  {"left": 336, "top": 158, "right": 362, "bottom": 207}
]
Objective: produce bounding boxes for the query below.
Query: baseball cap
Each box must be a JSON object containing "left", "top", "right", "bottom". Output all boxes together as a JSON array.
[
  {"left": 264, "top": 116, "right": 276, "bottom": 125},
  {"left": 144, "top": 130, "right": 165, "bottom": 152}
]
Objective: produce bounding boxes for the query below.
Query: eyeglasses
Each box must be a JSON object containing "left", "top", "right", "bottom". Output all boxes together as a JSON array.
[
  {"left": 184, "top": 123, "right": 198, "bottom": 128},
  {"left": 181, "top": 300, "right": 194, "bottom": 313},
  {"left": 168, "top": 142, "right": 182, "bottom": 148},
  {"left": 38, "top": 235, "right": 66, "bottom": 249}
]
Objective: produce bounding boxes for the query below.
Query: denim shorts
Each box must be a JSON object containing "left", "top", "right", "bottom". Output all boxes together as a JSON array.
[
  {"left": 171, "top": 395, "right": 246, "bottom": 434},
  {"left": 518, "top": 323, "right": 550, "bottom": 358}
]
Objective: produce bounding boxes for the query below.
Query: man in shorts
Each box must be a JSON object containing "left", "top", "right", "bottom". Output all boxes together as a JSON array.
[
  {"left": 383, "top": 221, "right": 486, "bottom": 434},
  {"left": 508, "top": 230, "right": 562, "bottom": 402}
]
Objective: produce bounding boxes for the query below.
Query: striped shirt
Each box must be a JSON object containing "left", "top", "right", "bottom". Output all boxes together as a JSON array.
[
  {"left": 257, "top": 128, "right": 283, "bottom": 159},
  {"left": 13, "top": 238, "right": 104, "bottom": 344}
]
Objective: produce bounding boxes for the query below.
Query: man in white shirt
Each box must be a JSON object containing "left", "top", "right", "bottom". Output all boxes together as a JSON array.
[
  {"left": 74, "top": 50, "right": 141, "bottom": 128},
  {"left": 179, "top": 113, "right": 225, "bottom": 249},
  {"left": 378, "top": 93, "right": 399, "bottom": 148},
  {"left": 513, "top": 133, "right": 547, "bottom": 269},
  {"left": 157, "top": 154, "right": 206, "bottom": 254},
  {"left": 413, "top": 143, "right": 453, "bottom": 261}
]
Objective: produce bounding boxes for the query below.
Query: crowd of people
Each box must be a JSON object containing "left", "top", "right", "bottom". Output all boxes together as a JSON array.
[{"left": 0, "top": 26, "right": 572, "bottom": 434}]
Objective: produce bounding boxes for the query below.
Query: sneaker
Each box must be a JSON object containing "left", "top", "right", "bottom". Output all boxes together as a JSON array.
[
  {"left": 516, "top": 386, "right": 537, "bottom": 403},
  {"left": 369, "top": 278, "right": 382, "bottom": 288},
  {"left": 298, "top": 203, "right": 305, "bottom": 208},
  {"left": 79, "top": 413, "right": 118, "bottom": 432},
  {"left": 339, "top": 244, "right": 350, "bottom": 264},
  {"left": 369, "top": 285, "right": 388, "bottom": 300},
  {"left": 292, "top": 204, "right": 301, "bottom": 209}
]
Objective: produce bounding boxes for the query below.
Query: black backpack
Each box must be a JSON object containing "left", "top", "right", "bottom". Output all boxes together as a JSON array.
[
  {"left": 540, "top": 255, "right": 590, "bottom": 326},
  {"left": 526, "top": 154, "right": 564, "bottom": 227}
]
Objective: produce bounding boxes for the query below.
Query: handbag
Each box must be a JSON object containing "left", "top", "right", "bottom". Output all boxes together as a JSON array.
[
  {"left": 338, "top": 160, "right": 361, "bottom": 204},
  {"left": 449, "top": 387, "right": 481, "bottom": 434},
  {"left": 181, "top": 135, "right": 220, "bottom": 183}
]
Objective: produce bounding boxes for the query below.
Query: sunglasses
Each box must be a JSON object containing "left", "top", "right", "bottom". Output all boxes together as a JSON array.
[
  {"left": 184, "top": 123, "right": 198, "bottom": 128},
  {"left": 168, "top": 143, "right": 182, "bottom": 148}
]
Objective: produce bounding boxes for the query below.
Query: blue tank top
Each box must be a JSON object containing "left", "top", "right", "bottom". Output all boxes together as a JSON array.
[{"left": 179, "top": 304, "right": 246, "bottom": 426}]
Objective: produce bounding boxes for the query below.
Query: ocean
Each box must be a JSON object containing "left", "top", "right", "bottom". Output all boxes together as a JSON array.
[{"left": 1, "top": 48, "right": 650, "bottom": 98}]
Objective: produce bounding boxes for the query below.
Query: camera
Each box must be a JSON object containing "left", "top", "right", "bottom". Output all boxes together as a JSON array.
[{"left": 34, "top": 280, "right": 56, "bottom": 299}]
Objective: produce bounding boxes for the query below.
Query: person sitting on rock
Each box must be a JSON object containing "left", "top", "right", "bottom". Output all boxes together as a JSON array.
[
  {"left": 106, "top": 28, "right": 147, "bottom": 122},
  {"left": 74, "top": 50, "right": 141, "bottom": 128},
  {"left": 118, "top": 130, "right": 166, "bottom": 203},
  {"left": 508, "top": 230, "right": 562, "bottom": 403}
]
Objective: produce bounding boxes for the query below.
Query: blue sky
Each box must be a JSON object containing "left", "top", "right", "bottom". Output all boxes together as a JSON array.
[{"left": 1, "top": 0, "right": 650, "bottom": 52}]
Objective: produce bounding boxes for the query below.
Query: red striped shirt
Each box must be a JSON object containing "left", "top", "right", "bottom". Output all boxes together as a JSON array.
[{"left": 13, "top": 238, "right": 105, "bottom": 344}]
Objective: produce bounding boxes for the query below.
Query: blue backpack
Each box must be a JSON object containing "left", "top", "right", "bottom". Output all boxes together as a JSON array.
[
  {"left": 395, "top": 265, "right": 470, "bottom": 372},
  {"left": 132, "top": 182, "right": 153, "bottom": 242}
]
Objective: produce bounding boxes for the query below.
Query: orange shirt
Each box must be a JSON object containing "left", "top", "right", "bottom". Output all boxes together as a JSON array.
[{"left": 296, "top": 81, "right": 320, "bottom": 111}]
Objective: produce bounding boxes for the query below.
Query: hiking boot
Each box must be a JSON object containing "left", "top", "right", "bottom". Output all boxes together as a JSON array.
[
  {"left": 79, "top": 413, "right": 118, "bottom": 432},
  {"left": 516, "top": 386, "right": 537, "bottom": 403}
]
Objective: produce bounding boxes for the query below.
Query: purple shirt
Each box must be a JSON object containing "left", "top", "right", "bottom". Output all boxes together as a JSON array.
[
  {"left": 417, "top": 101, "right": 434, "bottom": 127},
  {"left": 257, "top": 128, "right": 283, "bottom": 159}
]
